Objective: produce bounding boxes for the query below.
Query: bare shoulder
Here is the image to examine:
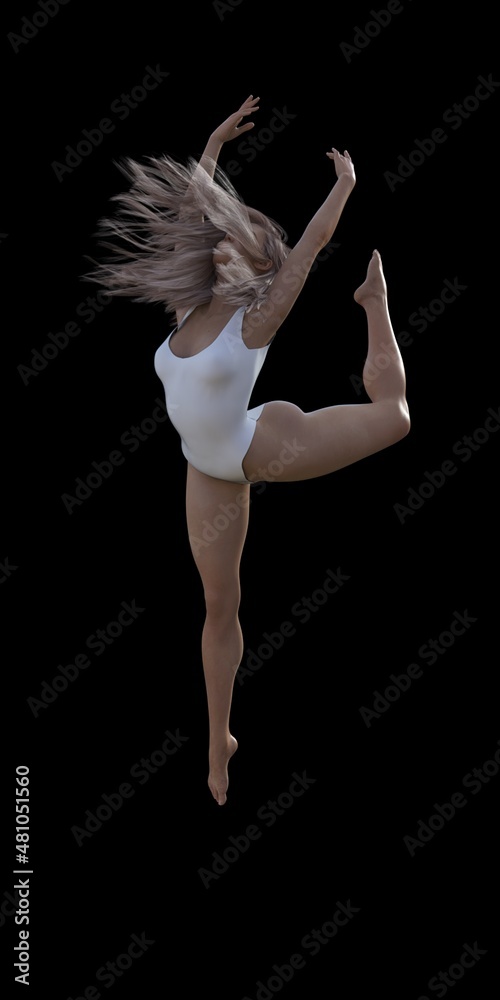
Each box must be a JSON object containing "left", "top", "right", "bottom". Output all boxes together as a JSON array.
[{"left": 242, "top": 230, "right": 327, "bottom": 348}]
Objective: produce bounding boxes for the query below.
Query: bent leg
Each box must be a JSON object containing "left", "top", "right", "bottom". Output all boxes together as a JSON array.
[
  {"left": 186, "top": 462, "right": 251, "bottom": 805},
  {"left": 242, "top": 250, "right": 410, "bottom": 484}
]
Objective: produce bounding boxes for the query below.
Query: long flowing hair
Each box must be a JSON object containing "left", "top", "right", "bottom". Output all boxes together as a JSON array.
[{"left": 83, "top": 154, "right": 291, "bottom": 320}]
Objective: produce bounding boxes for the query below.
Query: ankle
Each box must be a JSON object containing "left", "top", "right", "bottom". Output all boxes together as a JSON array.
[
  {"left": 363, "top": 291, "right": 387, "bottom": 308},
  {"left": 209, "top": 733, "right": 232, "bottom": 753}
]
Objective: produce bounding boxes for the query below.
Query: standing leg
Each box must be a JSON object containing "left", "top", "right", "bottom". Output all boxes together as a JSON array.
[{"left": 185, "top": 463, "right": 251, "bottom": 805}]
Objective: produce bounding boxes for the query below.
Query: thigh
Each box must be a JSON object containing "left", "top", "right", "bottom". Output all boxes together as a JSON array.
[
  {"left": 242, "top": 399, "right": 408, "bottom": 483},
  {"left": 185, "top": 463, "right": 251, "bottom": 595}
]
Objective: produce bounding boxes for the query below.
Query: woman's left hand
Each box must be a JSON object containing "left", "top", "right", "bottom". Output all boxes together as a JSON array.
[
  {"left": 326, "top": 147, "right": 356, "bottom": 186},
  {"left": 211, "top": 95, "right": 260, "bottom": 143}
]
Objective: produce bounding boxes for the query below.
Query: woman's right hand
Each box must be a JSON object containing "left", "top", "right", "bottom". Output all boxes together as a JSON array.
[
  {"left": 326, "top": 147, "right": 356, "bottom": 186},
  {"left": 211, "top": 95, "right": 260, "bottom": 144}
]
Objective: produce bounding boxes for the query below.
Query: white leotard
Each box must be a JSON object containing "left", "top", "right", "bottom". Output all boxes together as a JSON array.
[{"left": 154, "top": 305, "right": 273, "bottom": 483}]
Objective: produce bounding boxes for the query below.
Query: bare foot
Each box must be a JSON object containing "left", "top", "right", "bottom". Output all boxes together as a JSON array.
[
  {"left": 354, "top": 249, "right": 387, "bottom": 306},
  {"left": 208, "top": 735, "right": 238, "bottom": 806}
]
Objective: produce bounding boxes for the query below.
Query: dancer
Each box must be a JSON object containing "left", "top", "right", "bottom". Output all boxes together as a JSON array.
[{"left": 86, "top": 95, "right": 410, "bottom": 805}]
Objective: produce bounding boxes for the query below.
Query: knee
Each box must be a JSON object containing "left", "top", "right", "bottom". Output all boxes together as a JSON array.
[
  {"left": 388, "top": 399, "right": 411, "bottom": 443},
  {"left": 397, "top": 400, "right": 411, "bottom": 439},
  {"left": 204, "top": 585, "right": 240, "bottom": 622}
]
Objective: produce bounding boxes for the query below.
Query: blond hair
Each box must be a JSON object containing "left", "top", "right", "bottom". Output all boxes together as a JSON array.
[{"left": 83, "top": 154, "right": 291, "bottom": 319}]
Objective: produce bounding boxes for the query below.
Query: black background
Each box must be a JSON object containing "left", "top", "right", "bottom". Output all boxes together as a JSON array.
[{"left": 2, "top": 1, "right": 498, "bottom": 997}]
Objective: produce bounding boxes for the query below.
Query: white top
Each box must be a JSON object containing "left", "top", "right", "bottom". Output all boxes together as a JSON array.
[{"left": 153, "top": 305, "right": 273, "bottom": 482}]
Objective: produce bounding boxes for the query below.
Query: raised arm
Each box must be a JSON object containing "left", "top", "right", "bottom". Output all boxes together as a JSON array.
[
  {"left": 247, "top": 148, "right": 356, "bottom": 338},
  {"left": 201, "top": 94, "right": 260, "bottom": 177},
  {"left": 306, "top": 148, "right": 356, "bottom": 245},
  {"left": 179, "top": 95, "right": 259, "bottom": 220}
]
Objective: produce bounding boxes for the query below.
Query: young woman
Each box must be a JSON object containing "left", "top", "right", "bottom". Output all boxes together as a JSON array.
[{"left": 87, "top": 95, "right": 410, "bottom": 806}]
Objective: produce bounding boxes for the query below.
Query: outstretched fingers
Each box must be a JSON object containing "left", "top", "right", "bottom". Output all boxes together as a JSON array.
[{"left": 326, "top": 147, "right": 356, "bottom": 185}]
